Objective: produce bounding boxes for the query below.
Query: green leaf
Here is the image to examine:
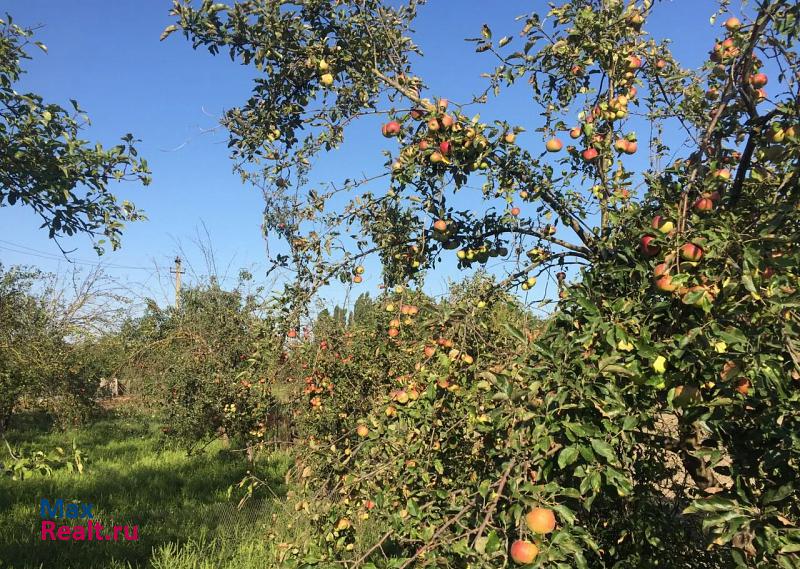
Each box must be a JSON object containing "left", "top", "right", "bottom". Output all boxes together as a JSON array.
[
  {"left": 558, "top": 445, "right": 580, "bottom": 469},
  {"left": 485, "top": 530, "right": 501, "bottom": 553},
  {"left": 503, "top": 323, "right": 526, "bottom": 342},
  {"left": 763, "top": 483, "right": 795, "bottom": 505},
  {"left": 601, "top": 364, "right": 636, "bottom": 378},
  {"left": 684, "top": 497, "right": 739, "bottom": 514},
  {"left": 590, "top": 439, "right": 616, "bottom": 464}
]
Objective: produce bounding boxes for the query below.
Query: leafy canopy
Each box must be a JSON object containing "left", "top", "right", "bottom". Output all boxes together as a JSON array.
[{"left": 0, "top": 15, "right": 151, "bottom": 254}]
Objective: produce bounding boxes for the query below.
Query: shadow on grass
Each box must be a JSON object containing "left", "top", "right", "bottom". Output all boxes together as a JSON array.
[{"left": 0, "top": 411, "right": 289, "bottom": 569}]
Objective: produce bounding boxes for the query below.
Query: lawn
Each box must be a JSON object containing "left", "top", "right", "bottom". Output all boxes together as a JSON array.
[{"left": 0, "top": 408, "right": 291, "bottom": 569}]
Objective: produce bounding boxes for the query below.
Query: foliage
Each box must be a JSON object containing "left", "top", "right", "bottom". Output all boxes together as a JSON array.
[
  {"left": 1, "top": 438, "right": 85, "bottom": 480},
  {"left": 172, "top": 0, "right": 800, "bottom": 566},
  {"left": 0, "top": 264, "right": 106, "bottom": 433},
  {"left": 0, "top": 14, "right": 150, "bottom": 253},
  {"left": 119, "top": 277, "right": 280, "bottom": 450}
]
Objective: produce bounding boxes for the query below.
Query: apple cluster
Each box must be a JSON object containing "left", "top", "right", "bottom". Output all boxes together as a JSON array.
[
  {"left": 547, "top": 52, "right": 644, "bottom": 174},
  {"left": 641, "top": 210, "right": 717, "bottom": 308},
  {"left": 509, "top": 507, "right": 558, "bottom": 564},
  {"left": 707, "top": 18, "right": 770, "bottom": 104},
  {"left": 384, "top": 288, "right": 420, "bottom": 339},
  {"left": 382, "top": 98, "right": 495, "bottom": 172},
  {"left": 316, "top": 58, "right": 334, "bottom": 87}
]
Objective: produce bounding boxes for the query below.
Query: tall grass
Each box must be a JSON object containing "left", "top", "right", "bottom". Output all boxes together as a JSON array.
[{"left": 0, "top": 409, "right": 290, "bottom": 569}]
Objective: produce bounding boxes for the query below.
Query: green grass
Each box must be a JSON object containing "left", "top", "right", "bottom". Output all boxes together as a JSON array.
[{"left": 0, "top": 409, "right": 290, "bottom": 569}]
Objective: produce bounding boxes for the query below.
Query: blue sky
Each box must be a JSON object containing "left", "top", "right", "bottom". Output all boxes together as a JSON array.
[{"left": 0, "top": 0, "right": 731, "bottom": 311}]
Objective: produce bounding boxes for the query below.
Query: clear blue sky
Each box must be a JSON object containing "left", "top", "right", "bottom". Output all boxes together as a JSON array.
[{"left": 0, "top": 0, "right": 731, "bottom": 310}]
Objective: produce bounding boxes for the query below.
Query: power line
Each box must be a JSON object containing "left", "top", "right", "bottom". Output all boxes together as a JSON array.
[
  {"left": 0, "top": 240, "right": 171, "bottom": 271},
  {"left": 0, "top": 239, "right": 144, "bottom": 267}
]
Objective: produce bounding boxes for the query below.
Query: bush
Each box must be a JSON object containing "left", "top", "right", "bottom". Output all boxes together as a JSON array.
[
  {"left": 0, "top": 264, "right": 105, "bottom": 433},
  {"left": 116, "top": 277, "right": 270, "bottom": 450}
]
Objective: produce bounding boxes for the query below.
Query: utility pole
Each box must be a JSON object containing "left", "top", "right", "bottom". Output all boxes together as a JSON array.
[{"left": 171, "top": 256, "right": 184, "bottom": 308}]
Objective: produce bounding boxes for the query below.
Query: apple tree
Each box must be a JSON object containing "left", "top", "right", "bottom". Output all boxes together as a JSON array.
[
  {"left": 168, "top": 0, "right": 799, "bottom": 566},
  {"left": 0, "top": 14, "right": 151, "bottom": 254}
]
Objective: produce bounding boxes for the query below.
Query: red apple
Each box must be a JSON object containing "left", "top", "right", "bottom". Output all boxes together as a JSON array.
[
  {"left": 569, "top": 126, "right": 581, "bottom": 139},
  {"left": 433, "top": 219, "right": 448, "bottom": 232},
  {"left": 693, "top": 195, "right": 715, "bottom": 213},
  {"left": 640, "top": 235, "right": 660, "bottom": 257},
  {"left": 511, "top": 207, "right": 521, "bottom": 216},
  {"left": 427, "top": 118, "right": 440, "bottom": 131},
  {"left": 627, "top": 55, "right": 643, "bottom": 69},
  {"left": 440, "top": 114, "right": 454, "bottom": 129},
  {"left": 381, "top": 121, "right": 401, "bottom": 137},
  {"left": 680, "top": 242, "right": 704, "bottom": 262},
  {"left": 510, "top": 540, "right": 539, "bottom": 565},
  {"left": 749, "top": 73, "right": 768, "bottom": 88},
  {"left": 654, "top": 263, "right": 678, "bottom": 292},
  {"left": 582, "top": 147, "right": 599, "bottom": 161},
  {"left": 438, "top": 140, "right": 452, "bottom": 155}
]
